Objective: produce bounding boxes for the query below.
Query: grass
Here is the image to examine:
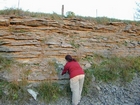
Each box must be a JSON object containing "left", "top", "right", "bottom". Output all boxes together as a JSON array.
[
  {"left": 82, "top": 68, "right": 94, "bottom": 95},
  {"left": 0, "top": 79, "right": 30, "bottom": 104},
  {"left": 0, "top": 8, "right": 63, "bottom": 19},
  {"left": 0, "top": 79, "right": 63, "bottom": 104},
  {"left": 84, "top": 55, "right": 140, "bottom": 83},
  {"left": 70, "top": 40, "right": 80, "bottom": 49},
  {"left": 0, "top": 55, "right": 14, "bottom": 71},
  {"left": 36, "top": 82, "right": 62, "bottom": 103},
  {"left": 81, "top": 55, "right": 140, "bottom": 97},
  {"left": 0, "top": 8, "right": 139, "bottom": 25}
]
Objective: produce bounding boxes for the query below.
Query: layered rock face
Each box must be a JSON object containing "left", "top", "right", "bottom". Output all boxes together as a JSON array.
[
  {"left": 0, "top": 16, "right": 140, "bottom": 81},
  {"left": 0, "top": 16, "right": 140, "bottom": 63}
]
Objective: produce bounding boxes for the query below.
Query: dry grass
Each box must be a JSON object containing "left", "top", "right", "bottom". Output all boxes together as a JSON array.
[{"left": 0, "top": 8, "right": 139, "bottom": 25}]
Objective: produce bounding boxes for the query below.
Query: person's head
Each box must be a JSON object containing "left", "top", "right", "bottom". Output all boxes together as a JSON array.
[{"left": 65, "top": 55, "right": 76, "bottom": 62}]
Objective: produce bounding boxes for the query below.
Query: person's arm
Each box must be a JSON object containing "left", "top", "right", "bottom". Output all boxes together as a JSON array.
[{"left": 61, "top": 64, "right": 68, "bottom": 75}]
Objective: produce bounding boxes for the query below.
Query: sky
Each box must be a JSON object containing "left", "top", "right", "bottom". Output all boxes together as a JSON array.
[{"left": 0, "top": 0, "right": 139, "bottom": 20}]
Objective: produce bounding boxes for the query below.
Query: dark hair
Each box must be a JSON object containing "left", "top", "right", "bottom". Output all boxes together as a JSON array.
[{"left": 65, "top": 55, "right": 76, "bottom": 62}]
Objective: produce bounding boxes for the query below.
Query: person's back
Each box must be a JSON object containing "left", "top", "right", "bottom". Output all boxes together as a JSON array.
[{"left": 63, "top": 61, "right": 84, "bottom": 78}]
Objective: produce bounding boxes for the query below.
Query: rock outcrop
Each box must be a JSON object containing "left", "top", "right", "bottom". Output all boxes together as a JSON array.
[
  {"left": 0, "top": 16, "right": 140, "bottom": 63},
  {"left": 0, "top": 15, "right": 140, "bottom": 82}
]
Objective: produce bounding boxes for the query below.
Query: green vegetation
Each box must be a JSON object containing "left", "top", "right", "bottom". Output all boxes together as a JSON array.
[
  {"left": 75, "top": 15, "right": 140, "bottom": 25},
  {"left": 66, "top": 11, "right": 75, "bottom": 18},
  {"left": 0, "top": 79, "right": 30, "bottom": 104},
  {"left": 37, "top": 82, "right": 62, "bottom": 103},
  {"left": 0, "top": 8, "right": 62, "bottom": 19},
  {"left": 83, "top": 55, "right": 140, "bottom": 83},
  {"left": 0, "top": 55, "right": 14, "bottom": 71},
  {"left": 81, "top": 55, "right": 140, "bottom": 95},
  {"left": 70, "top": 40, "right": 80, "bottom": 49},
  {"left": 82, "top": 68, "right": 94, "bottom": 95}
]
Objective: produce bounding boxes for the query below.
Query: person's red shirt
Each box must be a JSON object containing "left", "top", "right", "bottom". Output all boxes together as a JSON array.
[{"left": 61, "top": 61, "right": 84, "bottom": 79}]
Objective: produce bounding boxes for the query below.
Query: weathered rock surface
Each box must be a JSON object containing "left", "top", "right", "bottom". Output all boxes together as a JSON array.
[{"left": 0, "top": 16, "right": 140, "bottom": 62}]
